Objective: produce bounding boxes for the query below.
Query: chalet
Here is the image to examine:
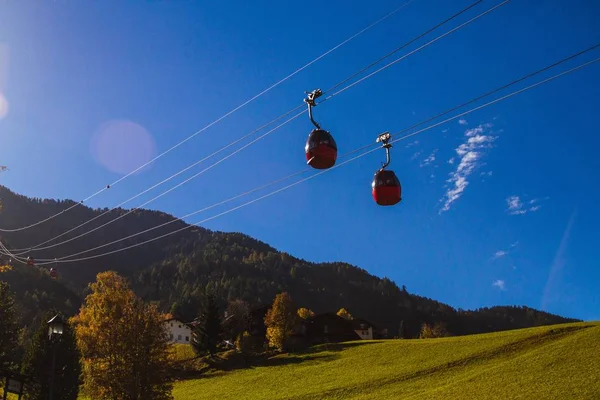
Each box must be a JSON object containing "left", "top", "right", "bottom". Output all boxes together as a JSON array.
[
  {"left": 352, "top": 318, "right": 375, "bottom": 340},
  {"left": 303, "top": 313, "right": 361, "bottom": 345},
  {"left": 164, "top": 318, "right": 193, "bottom": 345}
]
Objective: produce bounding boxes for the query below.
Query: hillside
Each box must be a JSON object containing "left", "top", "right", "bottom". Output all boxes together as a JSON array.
[
  {"left": 172, "top": 322, "right": 600, "bottom": 399},
  {"left": 0, "top": 185, "right": 579, "bottom": 339}
]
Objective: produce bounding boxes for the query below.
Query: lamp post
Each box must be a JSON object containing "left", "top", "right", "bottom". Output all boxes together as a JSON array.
[{"left": 47, "top": 314, "right": 64, "bottom": 400}]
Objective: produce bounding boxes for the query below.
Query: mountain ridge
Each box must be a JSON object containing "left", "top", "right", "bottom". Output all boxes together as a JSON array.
[{"left": 0, "top": 184, "right": 580, "bottom": 340}]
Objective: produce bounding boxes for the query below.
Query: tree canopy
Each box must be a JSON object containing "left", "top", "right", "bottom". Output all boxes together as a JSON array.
[
  {"left": 70, "top": 271, "right": 173, "bottom": 400},
  {"left": 192, "top": 294, "right": 222, "bottom": 357},
  {"left": 0, "top": 281, "right": 19, "bottom": 373},
  {"left": 336, "top": 308, "right": 353, "bottom": 321},
  {"left": 264, "top": 292, "right": 297, "bottom": 351}
]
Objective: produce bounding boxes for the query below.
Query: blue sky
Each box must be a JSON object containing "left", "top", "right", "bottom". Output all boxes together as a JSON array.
[{"left": 0, "top": 0, "right": 599, "bottom": 321}]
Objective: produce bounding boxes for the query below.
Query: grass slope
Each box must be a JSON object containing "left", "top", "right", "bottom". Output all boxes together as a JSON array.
[{"left": 173, "top": 322, "right": 600, "bottom": 399}]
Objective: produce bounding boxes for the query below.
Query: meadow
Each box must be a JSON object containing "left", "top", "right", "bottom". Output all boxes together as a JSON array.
[{"left": 172, "top": 322, "right": 600, "bottom": 399}]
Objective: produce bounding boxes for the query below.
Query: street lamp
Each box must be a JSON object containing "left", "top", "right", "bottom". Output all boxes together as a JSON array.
[
  {"left": 47, "top": 314, "right": 64, "bottom": 400},
  {"left": 48, "top": 314, "right": 64, "bottom": 339}
]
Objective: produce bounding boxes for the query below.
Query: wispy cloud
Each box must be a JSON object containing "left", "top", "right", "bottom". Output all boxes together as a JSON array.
[
  {"left": 459, "top": 119, "right": 468, "bottom": 125},
  {"left": 405, "top": 140, "right": 419, "bottom": 148},
  {"left": 420, "top": 149, "right": 438, "bottom": 167},
  {"left": 442, "top": 129, "right": 448, "bottom": 133},
  {"left": 493, "top": 250, "right": 507, "bottom": 259},
  {"left": 491, "top": 241, "right": 520, "bottom": 263},
  {"left": 493, "top": 279, "right": 506, "bottom": 290},
  {"left": 448, "top": 157, "right": 455, "bottom": 165},
  {"left": 480, "top": 171, "right": 493, "bottom": 177},
  {"left": 440, "top": 123, "right": 496, "bottom": 213},
  {"left": 464, "top": 123, "right": 492, "bottom": 137},
  {"left": 506, "top": 195, "right": 548, "bottom": 215},
  {"left": 410, "top": 150, "right": 423, "bottom": 161}
]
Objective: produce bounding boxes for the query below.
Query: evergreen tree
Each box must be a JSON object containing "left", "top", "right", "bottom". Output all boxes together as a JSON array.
[
  {"left": 192, "top": 294, "right": 221, "bottom": 357},
  {"left": 21, "top": 311, "right": 81, "bottom": 400},
  {"left": 398, "top": 320, "right": 405, "bottom": 339},
  {"left": 0, "top": 281, "right": 19, "bottom": 373},
  {"left": 223, "top": 299, "right": 250, "bottom": 343}
]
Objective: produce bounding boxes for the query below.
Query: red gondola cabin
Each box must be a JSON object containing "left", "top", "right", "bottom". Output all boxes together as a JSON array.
[
  {"left": 372, "top": 169, "right": 402, "bottom": 206},
  {"left": 305, "top": 129, "right": 337, "bottom": 169},
  {"left": 50, "top": 268, "right": 57, "bottom": 279},
  {"left": 26, "top": 257, "right": 35, "bottom": 266}
]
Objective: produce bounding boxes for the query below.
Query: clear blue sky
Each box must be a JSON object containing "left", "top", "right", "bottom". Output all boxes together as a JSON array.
[{"left": 0, "top": 0, "right": 599, "bottom": 320}]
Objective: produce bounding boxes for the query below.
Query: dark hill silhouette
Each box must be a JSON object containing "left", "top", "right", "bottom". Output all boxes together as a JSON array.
[{"left": 0, "top": 185, "right": 579, "bottom": 341}]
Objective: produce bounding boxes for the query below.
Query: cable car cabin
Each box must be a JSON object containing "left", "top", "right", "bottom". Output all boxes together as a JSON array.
[
  {"left": 372, "top": 169, "right": 402, "bottom": 206},
  {"left": 49, "top": 268, "right": 58, "bottom": 279},
  {"left": 26, "top": 257, "right": 35, "bottom": 266},
  {"left": 305, "top": 129, "right": 337, "bottom": 169}
]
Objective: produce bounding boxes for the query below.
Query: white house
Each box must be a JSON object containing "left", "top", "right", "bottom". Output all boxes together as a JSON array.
[
  {"left": 353, "top": 320, "right": 374, "bottom": 340},
  {"left": 164, "top": 318, "right": 192, "bottom": 345}
]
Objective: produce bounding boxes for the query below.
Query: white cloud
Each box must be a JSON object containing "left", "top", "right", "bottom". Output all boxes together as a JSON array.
[
  {"left": 442, "top": 129, "right": 449, "bottom": 133},
  {"left": 410, "top": 150, "right": 423, "bottom": 161},
  {"left": 492, "top": 279, "right": 506, "bottom": 290},
  {"left": 510, "top": 241, "right": 519, "bottom": 248},
  {"left": 464, "top": 123, "right": 492, "bottom": 137},
  {"left": 440, "top": 123, "right": 496, "bottom": 213},
  {"left": 507, "top": 195, "right": 524, "bottom": 214},
  {"left": 507, "top": 195, "right": 548, "bottom": 215},
  {"left": 459, "top": 119, "right": 468, "bottom": 125},
  {"left": 494, "top": 250, "right": 507, "bottom": 258},
  {"left": 481, "top": 171, "right": 493, "bottom": 177},
  {"left": 420, "top": 149, "right": 438, "bottom": 167},
  {"left": 405, "top": 140, "right": 419, "bottom": 148}
]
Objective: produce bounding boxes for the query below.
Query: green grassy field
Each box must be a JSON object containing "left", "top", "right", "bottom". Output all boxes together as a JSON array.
[{"left": 173, "top": 322, "right": 600, "bottom": 399}]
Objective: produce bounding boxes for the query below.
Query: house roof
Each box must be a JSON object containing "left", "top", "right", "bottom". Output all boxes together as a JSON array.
[
  {"left": 164, "top": 318, "right": 194, "bottom": 328},
  {"left": 351, "top": 318, "right": 377, "bottom": 330}
]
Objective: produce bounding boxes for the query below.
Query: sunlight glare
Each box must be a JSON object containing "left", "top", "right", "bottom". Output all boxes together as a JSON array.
[
  {"left": 0, "top": 93, "right": 8, "bottom": 120},
  {"left": 90, "top": 120, "right": 157, "bottom": 175}
]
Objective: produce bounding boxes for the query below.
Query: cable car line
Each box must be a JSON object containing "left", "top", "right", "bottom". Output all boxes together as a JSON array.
[
  {"left": 319, "top": 0, "right": 510, "bottom": 104},
  {"left": 0, "top": 0, "right": 414, "bottom": 234},
  {"left": 4, "top": 42, "right": 598, "bottom": 262},
  {"left": 301, "top": 0, "right": 506, "bottom": 170},
  {"left": 22, "top": 52, "right": 599, "bottom": 265},
  {"left": 8, "top": 0, "right": 501, "bottom": 253},
  {"left": 301, "top": 0, "right": 491, "bottom": 170},
  {"left": 15, "top": 111, "right": 305, "bottom": 254},
  {"left": 320, "top": 0, "right": 484, "bottom": 97},
  {"left": 329, "top": 40, "right": 600, "bottom": 160},
  {"left": 10, "top": 107, "right": 307, "bottom": 254}
]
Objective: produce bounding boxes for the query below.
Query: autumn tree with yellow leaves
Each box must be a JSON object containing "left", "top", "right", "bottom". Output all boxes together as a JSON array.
[
  {"left": 296, "top": 307, "right": 315, "bottom": 320},
  {"left": 70, "top": 271, "right": 173, "bottom": 400},
  {"left": 336, "top": 308, "right": 353, "bottom": 321},
  {"left": 264, "top": 292, "right": 297, "bottom": 352}
]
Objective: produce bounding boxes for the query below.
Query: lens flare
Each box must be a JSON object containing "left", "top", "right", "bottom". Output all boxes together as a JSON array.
[
  {"left": 90, "top": 120, "right": 157, "bottom": 175},
  {"left": 0, "top": 94, "right": 8, "bottom": 120}
]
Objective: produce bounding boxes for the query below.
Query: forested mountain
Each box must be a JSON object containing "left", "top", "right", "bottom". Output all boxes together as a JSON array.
[{"left": 0, "top": 185, "right": 579, "bottom": 340}]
